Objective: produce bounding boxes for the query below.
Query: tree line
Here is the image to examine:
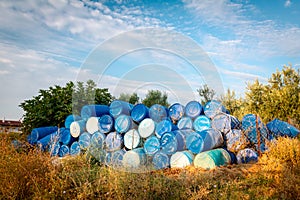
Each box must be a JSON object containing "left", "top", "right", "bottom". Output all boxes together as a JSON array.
[{"left": 19, "top": 65, "right": 299, "bottom": 135}]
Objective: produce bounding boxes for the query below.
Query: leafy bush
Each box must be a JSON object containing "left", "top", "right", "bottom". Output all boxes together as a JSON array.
[{"left": 19, "top": 80, "right": 113, "bottom": 135}]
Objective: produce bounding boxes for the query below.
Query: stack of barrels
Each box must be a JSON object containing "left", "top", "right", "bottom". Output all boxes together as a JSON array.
[{"left": 27, "top": 100, "right": 299, "bottom": 171}]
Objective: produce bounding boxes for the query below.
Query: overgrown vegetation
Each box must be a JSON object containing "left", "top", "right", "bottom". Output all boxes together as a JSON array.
[
  {"left": 221, "top": 65, "right": 299, "bottom": 127},
  {"left": 1, "top": 134, "right": 299, "bottom": 199}
]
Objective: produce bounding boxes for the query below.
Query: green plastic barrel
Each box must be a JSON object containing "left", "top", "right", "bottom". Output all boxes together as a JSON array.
[{"left": 194, "top": 148, "right": 231, "bottom": 170}]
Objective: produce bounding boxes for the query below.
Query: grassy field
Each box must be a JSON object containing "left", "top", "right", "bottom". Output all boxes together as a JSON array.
[{"left": 0, "top": 133, "right": 299, "bottom": 200}]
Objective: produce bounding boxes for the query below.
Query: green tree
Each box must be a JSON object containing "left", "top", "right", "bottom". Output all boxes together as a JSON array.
[
  {"left": 72, "top": 80, "right": 113, "bottom": 114},
  {"left": 19, "top": 80, "right": 113, "bottom": 135},
  {"left": 142, "top": 90, "right": 169, "bottom": 107},
  {"left": 118, "top": 93, "right": 131, "bottom": 102},
  {"left": 220, "top": 88, "right": 246, "bottom": 119},
  {"left": 244, "top": 65, "right": 300, "bottom": 126},
  {"left": 197, "top": 84, "right": 216, "bottom": 105},
  {"left": 129, "top": 93, "right": 139, "bottom": 105},
  {"left": 118, "top": 93, "right": 139, "bottom": 104},
  {"left": 20, "top": 82, "right": 74, "bottom": 135}
]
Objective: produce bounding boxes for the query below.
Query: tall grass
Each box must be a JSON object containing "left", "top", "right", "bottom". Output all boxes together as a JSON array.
[{"left": 0, "top": 134, "right": 299, "bottom": 199}]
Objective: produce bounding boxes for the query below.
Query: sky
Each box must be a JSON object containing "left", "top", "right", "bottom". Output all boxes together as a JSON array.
[{"left": 0, "top": 0, "right": 299, "bottom": 120}]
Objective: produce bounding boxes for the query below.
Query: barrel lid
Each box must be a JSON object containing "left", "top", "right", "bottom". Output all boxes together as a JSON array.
[
  {"left": 86, "top": 117, "right": 100, "bottom": 134},
  {"left": 193, "top": 115, "right": 211, "bottom": 132},
  {"left": 170, "top": 151, "right": 193, "bottom": 168},
  {"left": 185, "top": 101, "right": 202, "bottom": 118},
  {"left": 155, "top": 119, "right": 172, "bottom": 138},
  {"left": 115, "top": 114, "right": 132, "bottom": 134},
  {"left": 99, "top": 115, "right": 114, "bottom": 133},
  {"left": 177, "top": 117, "right": 193, "bottom": 130},
  {"left": 105, "top": 132, "right": 123, "bottom": 152},
  {"left": 124, "top": 129, "right": 140, "bottom": 149},
  {"left": 131, "top": 104, "right": 149, "bottom": 122},
  {"left": 144, "top": 136, "right": 160, "bottom": 155},
  {"left": 168, "top": 103, "right": 185, "bottom": 123},
  {"left": 160, "top": 132, "right": 177, "bottom": 155},
  {"left": 149, "top": 104, "right": 169, "bottom": 123},
  {"left": 138, "top": 118, "right": 155, "bottom": 138}
]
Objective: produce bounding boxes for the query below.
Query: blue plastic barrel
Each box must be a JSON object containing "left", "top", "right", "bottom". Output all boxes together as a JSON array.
[
  {"left": 172, "top": 129, "right": 193, "bottom": 151},
  {"left": 131, "top": 103, "right": 149, "bottom": 123},
  {"left": 59, "top": 128, "right": 75, "bottom": 146},
  {"left": 224, "top": 148, "right": 237, "bottom": 164},
  {"left": 124, "top": 129, "right": 141, "bottom": 149},
  {"left": 194, "top": 148, "right": 231, "bottom": 170},
  {"left": 70, "top": 141, "right": 81, "bottom": 156},
  {"left": 30, "top": 126, "right": 58, "bottom": 144},
  {"left": 152, "top": 151, "right": 170, "bottom": 170},
  {"left": 168, "top": 103, "right": 185, "bottom": 124},
  {"left": 211, "top": 113, "right": 240, "bottom": 134},
  {"left": 225, "top": 129, "right": 246, "bottom": 153},
  {"left": 115, "top": 114, "right": 136, "bottom": 134},
  {"left": 89, "top": 131, "right": 106, "bottom": 160},
  {"left": 49, "top": 142, "right": 60, "bottom": 157},
  {"left": 86, "top": 117, "right": 100, "bottom": 134},
  {"left": 199, "top": 128, "right": 224, "bottom": 152},
  {"left": 59, "top": 144, "right": 70, "bottom": 157},
  {"left": 242, "top": 114, "right": 269, "bottom": 152},
  {"left": 267, "top": 118, "right": 300, "bottom": 138},
  {"left": 90, "top": 131, "right": 106, "bottom": 149},
  {"left": 78, "top": 132, "right": 91, "bottom": 150},
  {"left": 236, "top": 148, "right": 258, "bottom": 164},
  {"left": 105, "top": 149, "right": 126, "bottom": 168},
  {"left": 109, "top": 100, "right": 133, "bottom": 118},
  {"left": 99, "top": 114, "right": 114, "bottom": 134},
  {"left": 122, "top": 148, "right": 147, "bottom": 169},
  {"left": 64, "top": 114, "right": 81, "bottom": 129},
  {"left": 81, "top": 104, "right": 109, "bottom": 120},
  {"left": 70, "top": 119, "right": 86, "bottom": 138},
  {"left": 185, "top": 101, "right": 203, "bottom": 119},
  {"left": 160, "top": 132, "right": 177, "bottom": 155},
  {"left": 193, "top": 115, "right": 211, "bottom": 132},
  {"left": 138, "top": 118, "right": 156, "bottom": 138},
  {"left": 36, "top": 132, "right": 59, "bottom": 151},
  {"left": 143, "top": 136, "right": 160, "bottom": 155},
  {"left": 105, "top": 132, "right": 124, "bottom": 152},
  {"left": 177, "top": 117, "right": 193, "bottom": 130},
  {"left": 149, "top": 104, "right": 169, "bottom": 123},
  {"left": 170, "top": 151, "right": 194, "bottom": 168},
  {"left": 155, "top": 119, "right": 177, "bottom": 138},
  {"left": 186, "top": 131, "right": 204, "bottom": 154},
  {"left": 204, "top": 100, "right": 226, "bottom": 119}
]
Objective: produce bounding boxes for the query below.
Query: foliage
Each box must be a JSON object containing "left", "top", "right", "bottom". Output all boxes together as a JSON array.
[
  {"left": 128, "top": 93, "right": 139, "bottom": 105},
  {"left": 220, "top": 89, "right": 246, "bottom": 119},
  {"left": 72, "top": 80, "right": 113, "bottom": 114},
  {"left": 142, "top": 90, "right": 169, "bottom": 107},
  {"left": 197, "top": 84, "right": 216, "bottom": 105},
  {"left": 1, "top": 133, "right": 299, "bottom": 199},
  {"left": 19, "top": 82, "right": 74, "bottom": 135},
  {"left": 244, "top": 65, "right": 300, "bottom": 126},
  {"left": 118, "top": 93, "right": 139, "bottom": 105},
  {"left": 118, "top": 93, "right": 131, "bottom": 102},
  {"left": 19, "top": 80, "right": 113, "bottom": 135}
]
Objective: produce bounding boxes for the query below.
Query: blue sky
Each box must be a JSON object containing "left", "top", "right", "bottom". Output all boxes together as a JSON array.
[{"left": 0, "top": 0, "right": 299, "bottom": 120}]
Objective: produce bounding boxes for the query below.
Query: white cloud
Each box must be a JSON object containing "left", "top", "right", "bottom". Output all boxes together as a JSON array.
[
  {"left": 0, "top": 1, "right": 167, "bottom": 119},
  {"left": 0, "top": 44, "right": 79, "bottom": 119},
  {"left": 184, "top": 0, "right": 300, "bottom": 60},
  {"left": 284, "top": 0, "right": 292, "bottom": 7}
]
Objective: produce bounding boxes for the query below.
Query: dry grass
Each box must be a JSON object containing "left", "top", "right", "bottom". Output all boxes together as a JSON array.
[{"left": 0, "top": 133, "right": 299, "bottom": 200}]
